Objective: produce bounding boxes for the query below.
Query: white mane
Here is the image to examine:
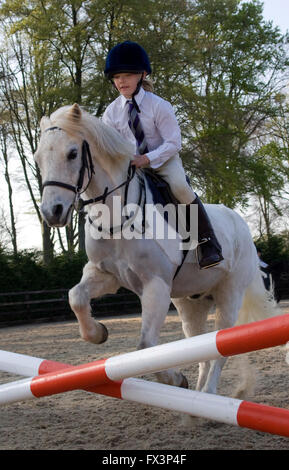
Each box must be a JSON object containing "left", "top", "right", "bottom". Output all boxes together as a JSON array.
[{"left": 46, "top": 104, "right": 135, "bottom": 164}]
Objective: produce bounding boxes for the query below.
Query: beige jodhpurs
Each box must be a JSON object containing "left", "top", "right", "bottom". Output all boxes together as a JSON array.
[{"left": 153, "top": 155, "right": 196, "bottom": 204}]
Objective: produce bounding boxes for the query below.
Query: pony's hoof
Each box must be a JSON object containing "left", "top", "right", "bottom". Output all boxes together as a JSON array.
[
  {"left": 98, "top": 322, "right": 108, "bottom": 344},
  {"left": 180, "top": 374, "right": 189, "bottom": 389}
]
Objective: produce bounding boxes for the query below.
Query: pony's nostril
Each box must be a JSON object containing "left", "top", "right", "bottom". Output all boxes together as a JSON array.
[{"left": 53, "top": 204, "right": 63, "bottom": 218}]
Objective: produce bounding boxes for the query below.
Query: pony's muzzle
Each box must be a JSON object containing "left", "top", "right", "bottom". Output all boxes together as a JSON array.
[
  {"left": 53, "top": 203, "right": 63, "bottom": 219},
  {"left": 40, "top": 201, "right": 73, "bottom": 227}
]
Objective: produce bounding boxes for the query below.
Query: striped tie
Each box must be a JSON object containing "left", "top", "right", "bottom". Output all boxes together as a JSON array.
[{"left": 128, "top": 101, "right": 149, "bottom": 155}]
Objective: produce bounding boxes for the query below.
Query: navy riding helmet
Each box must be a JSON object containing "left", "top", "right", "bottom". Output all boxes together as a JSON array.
[{"left": 104, "top": 41, "right": 152, "bottom": 78}]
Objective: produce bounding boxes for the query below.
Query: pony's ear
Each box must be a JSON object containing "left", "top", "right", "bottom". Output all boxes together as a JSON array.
[
  {"left": 39, "top": 116, "right": 52, "bottom": 132},
  {"left": 69, "top": 103, "right": 82, "bottom": 121}
]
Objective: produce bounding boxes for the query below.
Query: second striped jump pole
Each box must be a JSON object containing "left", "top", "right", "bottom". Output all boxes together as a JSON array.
[
  {"left": 0, "top": 313, "right": 289, "bottom": 402},
  {"left": 1, "top": 348, "right": 289, "bottom": 438}
]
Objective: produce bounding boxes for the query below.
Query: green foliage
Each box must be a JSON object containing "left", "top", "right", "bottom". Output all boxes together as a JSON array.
[
  {"left": 248, "top": 142, "right": 288, "bottom": 200},
  {"left": 255, "top": 233, "right": 289, "bottom": 265},
  {"left": 1, "top": 0, "right": 289, "bottom": 252},
  {"left": 0, "top": 249, "right": 87, "bottom": 293},
  {"left": 179, "top": 0, "right": 288, "bottom": 206},
  {"left": 44, "top": 251, "right": 88, "bottom": 289}
]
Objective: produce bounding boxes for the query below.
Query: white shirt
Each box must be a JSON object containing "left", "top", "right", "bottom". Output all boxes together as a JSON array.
[
  {"left": 102, "top": 88, "right": 182, "bottom": 169},
  {"left": 259, "top": 259, "right": 268, "bottom": 269}
]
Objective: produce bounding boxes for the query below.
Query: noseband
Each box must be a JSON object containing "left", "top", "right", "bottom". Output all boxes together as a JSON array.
[{"left": 41, "top": 126, "right": 136, "bottom": 211}]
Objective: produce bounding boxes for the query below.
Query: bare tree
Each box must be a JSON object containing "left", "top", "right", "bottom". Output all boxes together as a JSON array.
[{"left": 0, "top": 111, "right": 18, "bottom": 254}]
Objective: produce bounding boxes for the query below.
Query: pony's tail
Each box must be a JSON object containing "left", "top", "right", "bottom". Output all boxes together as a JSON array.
[
  {"left": 233, "top": 268, "right": 282, "bottom": 400},
  {"left": 237, "top": 268, "right": 281, "bottom": 325}
]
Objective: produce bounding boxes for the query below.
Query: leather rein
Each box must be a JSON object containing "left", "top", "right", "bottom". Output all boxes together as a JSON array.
[
  {"left": 41, "top": 126, "right": 183, "bottom": 277},
  {"left": 42, "top": 126, "right": 137, "bottom": 212}
]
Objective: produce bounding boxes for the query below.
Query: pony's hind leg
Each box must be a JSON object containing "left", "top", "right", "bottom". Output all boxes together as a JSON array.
[
  {"left": 69, "top": 261, "right": 120, "bottom": 344},
  {"left": 201, "top": 285, "right": 245, "bottom": 394},
  {"left": 172, "top": 295, "right": 214, "bottom": 390},
  {"left": 139, "top": 277, "right": 188, "bottom": 388}
]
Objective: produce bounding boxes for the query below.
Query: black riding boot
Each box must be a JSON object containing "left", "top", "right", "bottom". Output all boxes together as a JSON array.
[{"left": 190, "top": 195, "right": 224, "bottom": 269}]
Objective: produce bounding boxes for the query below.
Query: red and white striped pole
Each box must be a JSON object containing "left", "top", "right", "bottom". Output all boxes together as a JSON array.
[
  {"left": 0, "top": 314, "right": 289, "bottom": 400},
  {"left": 0, "top": 349, "right": 289, "bottom": 438}
]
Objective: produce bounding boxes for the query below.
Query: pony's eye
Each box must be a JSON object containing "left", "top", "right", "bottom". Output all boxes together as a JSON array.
[{"left": 67, "top": 149, "right": 78, "bottom": 160}]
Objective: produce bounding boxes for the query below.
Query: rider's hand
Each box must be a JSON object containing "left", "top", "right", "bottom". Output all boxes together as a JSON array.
[{"left": 131, "top": 155, "right": 150, "bottom": 168}]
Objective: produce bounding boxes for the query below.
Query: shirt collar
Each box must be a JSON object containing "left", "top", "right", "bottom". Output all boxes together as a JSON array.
[{"left": 120, "top": 87, "right": 145, "bottom": 109}]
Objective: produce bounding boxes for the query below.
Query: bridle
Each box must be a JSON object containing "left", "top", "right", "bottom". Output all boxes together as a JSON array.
[
  {"left": 41, "top": 127, "right": 185, "bottom": 277},
  {"left": 41, "top": 126, "right": 136, "bottom": 212}
]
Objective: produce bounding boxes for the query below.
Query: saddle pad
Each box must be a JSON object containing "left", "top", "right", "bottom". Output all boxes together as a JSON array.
[
  {"left": 141, "top": 168, "right": 179, "bottom": 207},
  {"left": 138, "top": 170, "right": 196, "bottom": 267}
]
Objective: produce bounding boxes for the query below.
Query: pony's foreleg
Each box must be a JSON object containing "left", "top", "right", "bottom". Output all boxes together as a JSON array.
[
  {"left": 69, "top": 261, "right": 120, "bottom": 344},
  {"left": 139, "top": 277, "right": 188, "bottom": 388}
]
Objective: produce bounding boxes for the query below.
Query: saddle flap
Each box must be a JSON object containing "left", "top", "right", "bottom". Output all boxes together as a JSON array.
[{"left": 141, "top": 168, "right": 179, "bottom": 207}]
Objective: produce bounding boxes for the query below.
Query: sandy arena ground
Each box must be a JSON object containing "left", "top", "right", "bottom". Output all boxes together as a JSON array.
[{"left": 0, "top": 305, "right": 289, "bottom": 451}]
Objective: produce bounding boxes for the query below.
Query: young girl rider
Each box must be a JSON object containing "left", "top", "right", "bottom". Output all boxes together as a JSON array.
[{"left": 102, "top": 40, "right": 223, "bottom": 269}]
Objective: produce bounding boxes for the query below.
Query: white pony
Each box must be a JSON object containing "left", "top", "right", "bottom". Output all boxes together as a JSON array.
[{"left": 34, "top": 103, "right": 278, "bottom": 394}]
